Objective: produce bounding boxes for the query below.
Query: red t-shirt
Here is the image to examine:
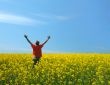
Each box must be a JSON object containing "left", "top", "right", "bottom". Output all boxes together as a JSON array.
[{"left": 31, "top": 44, "right": 43, "bottom": 58}]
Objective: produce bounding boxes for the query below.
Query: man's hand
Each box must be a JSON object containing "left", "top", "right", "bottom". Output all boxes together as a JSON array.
[
  {"left": 48, "top": 36, "right": 50, "bottom": 40},
  {"left": 24, "top": 34, "right": 32, "bottom": 45},
  {"left": 24, "top": 35, "right": 28, "bottom": 38},
  {"left": 42, "top": 36, "right": 50, "bottom": 46}
]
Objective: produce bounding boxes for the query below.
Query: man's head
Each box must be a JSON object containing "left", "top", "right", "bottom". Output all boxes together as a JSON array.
[{"left": 35, "top": 40, "right": 40, "bottom": 45}]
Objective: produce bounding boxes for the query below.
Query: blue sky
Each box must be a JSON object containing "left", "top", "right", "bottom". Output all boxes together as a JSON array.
[{"left": 0, "top": 0, "right": 110, "bottom": 53}]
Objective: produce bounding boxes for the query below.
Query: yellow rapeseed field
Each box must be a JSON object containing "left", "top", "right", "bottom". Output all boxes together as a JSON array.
[{"left": 0, "top": 54, "right": 110, "bottom": 85}]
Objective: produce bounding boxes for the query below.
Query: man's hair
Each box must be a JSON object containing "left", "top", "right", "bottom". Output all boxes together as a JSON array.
[{"left": 35, "top": 40, "right": 40, "bottom": 45}]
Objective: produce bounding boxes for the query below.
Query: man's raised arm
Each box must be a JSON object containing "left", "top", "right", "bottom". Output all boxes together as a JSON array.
[
  {"left": 42, "top": 36, "right": 50, "bottom": 46},
  {"left": 24, "top": 35, "right": 32, "bottom": 45}
]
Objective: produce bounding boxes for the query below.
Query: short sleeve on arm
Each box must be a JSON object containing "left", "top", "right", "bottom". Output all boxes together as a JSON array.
[
  {"left": 31, "top": 44, "right": 34, "bottom": 48},
  {"left": 40, "top": 44, "right": 43, "bottom": 48}
]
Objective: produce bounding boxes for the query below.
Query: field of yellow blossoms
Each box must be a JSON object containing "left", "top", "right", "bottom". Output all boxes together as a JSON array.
[{"left": 0, "top": 54, "right": 110, "bottom": 85}]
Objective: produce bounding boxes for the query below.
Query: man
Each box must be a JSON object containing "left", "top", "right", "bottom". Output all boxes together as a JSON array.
[{"left": 24, "top": 34, "right": 50, "bottom": 68}]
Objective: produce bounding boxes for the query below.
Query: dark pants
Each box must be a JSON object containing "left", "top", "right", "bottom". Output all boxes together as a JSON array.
[{"left": 32, "top": 57, "right": 40, "bottom": 68}]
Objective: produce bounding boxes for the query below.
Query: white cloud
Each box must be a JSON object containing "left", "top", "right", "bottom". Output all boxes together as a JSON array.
[
  {"left": 0, "top": 47, "right": 31, "bottom": 51},
  {"left": 96, "top": 47, "right": 110, "bottom": 51},
  {"left": 34, "top": 13, "right": 70, "bottom": 21},
  {"left": 0, "top": 13, "right": 45, "bottom": 25},
  {"left": 0, "top": 0, "right": 11, "bottom": 2},
  {"left": 55, "top": 16, "right": 70, "bottom": 20}
]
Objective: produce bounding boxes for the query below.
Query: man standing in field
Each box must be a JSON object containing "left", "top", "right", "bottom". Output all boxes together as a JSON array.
[{"left": 24, "top": 35, "right": 50, "bottom": 68}]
